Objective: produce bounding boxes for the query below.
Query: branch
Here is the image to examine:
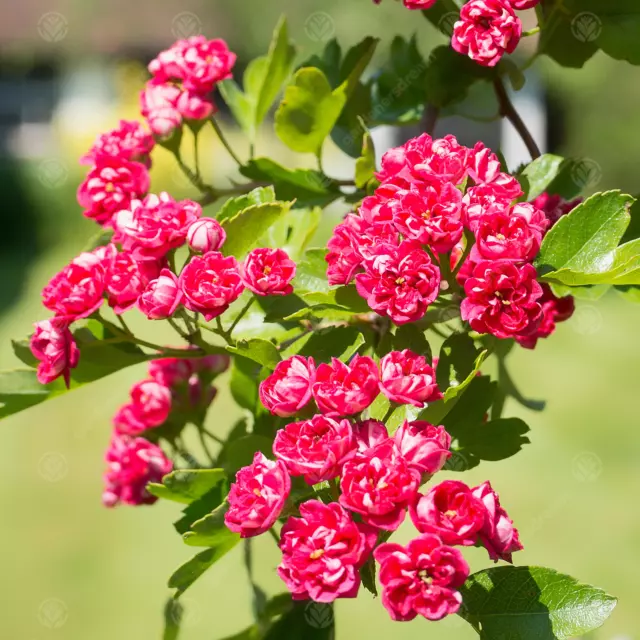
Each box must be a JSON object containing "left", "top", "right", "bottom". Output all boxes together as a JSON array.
[{"left": 493, "top": 77, "right": 541, "bottom": 161}]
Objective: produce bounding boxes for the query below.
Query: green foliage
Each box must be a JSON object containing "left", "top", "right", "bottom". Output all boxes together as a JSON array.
[
  {"left": 227, "top": 338, "right": 281, "bottom": 370},
  {"left": 436, "top": 333, "right": 489, "bottom": 402},
  {"left": 459, "top": 566, "right": 617, "bottom": 638},
  {"left": 216, "top": 187, "right": 276, "bottom": 223}
]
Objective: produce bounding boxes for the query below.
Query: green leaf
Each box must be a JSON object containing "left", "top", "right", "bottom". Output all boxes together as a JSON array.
[
  {"left": 387, "top": 404, "right": 422, "bottom": 435},
  {"left": 240, "top": 158, "right": 341, "bottom": 209},
  {"left": 421, "top": 0, "right": 463, "bottom": 33},
  {"left": 219, "top": 79, "right": 254, "bottom": 136},
  {"left": 459, "top": 566, "right": 617, "bottom": 638},
  {"left": 535, "top": 191, "right": 634, "bottom": 279},
  {"left": 284, "top": 325, "right": 366, "bottom": 362},
  {"left": 367, "top": 393, "right": 392, "bottom": 421},
  {"left": 519, "top": 154, "right": 566, "bottom": 200},
  {"left": 355, "top": 128, "right": 376, "bottom": 189},
  {"left": 455, "top": 417, "right": 530, "bottom": 462},
  {"left": 183, "top": 501, "right": 241, "bottom": 548},
  {"left": 291, "top": 248, "right": 331, "bottom": 294},
  {"left": 147, "top": 469, "right": 227, "bottom": 505},
  {"left": 227, "top": 338, "right": 281, "bottom": 370},
  {"left": 540, "top": 1, "right": 640, "bottom": 68},
  {"left": 216, "top": 186, "right": 276, "bottom": 223},
  {"left": 275, "top": 67, "right": 348, "bottom": 155},
  {"left": 360, "top": 556, "right": 378, "bottom": 597},
  {"left": 221, "top": 201, "right": 292, "bottom": 259},
  {"left": 83, "top": 227, "right": 114, "bottom": 252},
  {"left": 392, "top": 325, "right": 432, "bottom": 361},
  {"left": 168, "top": 542, "right": 239, "bottom": 597},
  {"left": 0, "top": 369, "right": 65, "bottom": 418},
  {"left": 163, "top": 598, "right": 183, "bottom": 640},
  {"left": 264, "top": 601, "right": 334, "bottom": 640},
  {"left": 436, "top": 333, "right": 488, "bottom": 402},
  {"left": 230, "top": 358, "right": 259, "bottom": 412},
  {"left": 442, "top": 375, "right": 497, "bottom": 431},
  {"left": 11, "top": 338, "right": 38, "bottom": 367},
  {"left": 221, "top": 435, "right": 274, "bottom": 476}
]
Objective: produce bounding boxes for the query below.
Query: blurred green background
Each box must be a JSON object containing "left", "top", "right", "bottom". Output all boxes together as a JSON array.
[{"left": 1, "top": 1, "right": 640, "bottom": 638}]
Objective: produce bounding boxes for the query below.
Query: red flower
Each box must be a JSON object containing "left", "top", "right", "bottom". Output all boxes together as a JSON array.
[
  {"left": 374, "top": 534, "right": 469, "bottom": 621},
  {"left": 273, "top": 414, "right": 355, "bottom": 484},
  {"left": 277, "top": 500, "right": 376, "bottom": 602},
  {"left": 532, "top": 192, "right": 582, "bottom": 227},
  {"left": 30, "top": 318, "right": 80, "bottom": 387},
  {"left": 42, "top": 251, "right": 106, "bottom": 320},
  {"left": 410, "top": 480, "right": 486, "bottom": 546},
  {"left": 225, "top": 452, "right": 291, "bottom": 538},
  {"left": 340, "top": 441, "right": 421, "bottom": 531},
  {"left": 113, "top": 379, "right": 172, "bottom": 435},
  {"left": 404, "top": 134, "right": 470, "bottom": 185},
  {"left": 313, "top": 355, "right": 380, "bottom": 416},
  {"left": 104, "top": 249, "right": 162, "bottom": 314},
  {"left": 472, "top": 481, "right": 523, "bottom": 562},
  {"left": 81, "top": 119, "right": 155, "bottom": 167},
  {"left": 353, "top": 419, "right": 390, "bottom": 453},
  {"left": 77, "top": 156, "right": 149, "bottom": 227},
  {"left": 137, "top": 269, "right": 183, "bottom": 320},
  {"left": 355, "top": 241, "right": 440, "bottom": 325},
  {"left": 102, "top": 434, "right": 173, "bottom": 507},
  {"left": 460, "top": 260, "right": 543, "bottom": 339},
  {"left": 379, "top": 349, "right": 442, "bottom": 408},
  {"left": 179, "top": 251, "right": 244, "bottom": 320},
  {"left": 259, "top": 356, "right": 316, "bottom": 418},
  {"left": 139, "top": 80, "right": 183, "bottom": 137},
  {"left": 394, "top": 421, "right": 451, "bottom": 476},
  {"left": 187, "top": 218, "right": 226, "bottom": 253},
  {"left": 114, "top": 192, "right": 201, "bottom": 260},
  {"left": 241, "top": 248, "right": 296, "bottom": 296},
  {"left": 452, "top": 0, "right": 522, "bottom": 67}
]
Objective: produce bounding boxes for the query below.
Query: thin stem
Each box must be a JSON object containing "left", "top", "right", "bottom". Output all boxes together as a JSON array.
[
  {"left": 329, "top": 478, "right": 341, "bottom": 502},
  {"left": 439, "top": 252, "right": 462, "bottom": 296},
  {"left": 422, "top": 104, "right": 440, "bottom": 136},
  {"left": 176, "top": 153, "right": 216, "bottom": 197},
  {"left": 493, "top": 77, "right": 541, "bottom": 160},
  {"left": 211, "top": 117, "right": 243, "bottom": 167},
  {"left": 268, "top": 528, "right": 280, "bottom": 546},
  {"left": 522, "top": 26, "right": 540, "bottom": 37},
  {"left": 116, "top": 314, "right": 133, "bottom": 336},
  {"left": 202, "top": 427, "right": 225, "bottom": 445},
  {"left": 452, "top": 230, "right": 475, "bottom": 278},
  {"left": 196, "top": 426, "right": 216, "bottom": 465},
  {"left": 168, "top": 318, "right": 190, "bottom": 340},
  {"left": 381, "top": 403, "right": 396, "bottom": 424},
  {"left": 193, "top": 130, "right": 201, "bottom": 180},
  {"left": 226, "top": 297, "right": 256, "bottom": 340}
]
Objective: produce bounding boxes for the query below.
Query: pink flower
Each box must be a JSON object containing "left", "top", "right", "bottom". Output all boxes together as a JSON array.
[
  {"left": 374, "top": 534, "right": 469, "bottom": 621},
  {"left": 104, "top": 249, "right": 162, "bottom": 314},
  {"left": 140, "top": 80, "right": 183, "bottom": 137},
  {"left": 149, "top": 36, "right": 236, "bottom": 93},
  {"left": 277, "top": 500, "right": 376, "bottom": 602},
  {"left": 464, "top": 182, "right": 523, "bottom": 231},
  {"left": 176, "top": 89, "right": 215, "bottom": 121},
  {"left": 340, "top": 441, "right": 420, "bottom": 530},
  {"left": 179, "top": 251, "right": 244, "bottom": 321},
  {"left": 452, "top": 0, "right": 522, "bottom": 67},
  {"left": 379, "top": 349, "right": 442, "bottom": 407},
  {"left": 114, "top": 192, "right": 201, "bottom": 260},
  {"left": 114, "top": 379, "right": 172, "bottom": 435},
  {"left": 273, "top": 415, "right": 355, "bottom": 484},
  {"left": 81, "top": 120, "right": 155, "bottom": 166},
  {"left": 312, "top": 355, "right": 380, "bottom": 416},
  {"left": 241, "top": 248, "right": 296, "bottom": 296},
  {"left": 259, "top": 356, "right": 316, "bottom": 417},
  {"left": 77, "top": 156, "right": 150, "bottom": 226},
  {"left": 137, "top": 269, "right": 183, "bottom": 320},
  {"left": 30, "top": 318, "right": 80, "bottom": 387},
  {"left": 410, "top": 480, "right": 486, "bottom": 546},
  {"left": 353, "top": 419, "right": 390, "bottom": 453},
  {"left": 42, "top": 252, "right": 106, "bottom": 320},
  {"left": 515, "top": 283, "right": 575, "bottom": 349},
  {"left": 355, "top": 241, "right": 440, "bottom": 325},
  {"left": 187, "top": 218, "right": 226, "bottom": 253},
  {"left": 394, "top": 421, "right": 451, "bottom": 476},
  {"left": 507, "top": 0, "right": 538, "bottom": 8},
  {"left": 472, "top": 202, "right": 548, "bottom": 262},
  {"left": 102, "top": 434, "right": 173, "bottom": 507},
  {"left": 403, "top": 0, "right": 437, "bottom": 8},
  {"left": 460, "top": 261, "right": 543, "bottom": 338},
  {"left": 225, "top": 452, "right": 291, "bottom": 538},
  {"left": 407, "top": 134, "right": 470, "bottom": 184},
  {"left": 532, "top": 192, "right": 582, "bottom": 227},
  {"left": 388, "top": 181, "right": 464, "bottom": 253},
  {"left": 472, "top": 481, "right": 523, "bottom": 562},
  {"left": 149, "top": 357, "right": 194, "bottom": 387}
]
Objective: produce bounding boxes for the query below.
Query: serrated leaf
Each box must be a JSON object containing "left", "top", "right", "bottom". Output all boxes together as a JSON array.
[
  {"left": 147, "top": 469, "right": 227, "bottom": 505},
  {"left": 284, "top": 325, "right": 366, "bottom": 363},
  {"left": 216, "top": 186, "right": 276, "bottom": 223},
  {"left": 275, "top": 67, "right": 348, "bottom": 155},
  {"left": 227, "top": 338, "right": 281, "bottom": 370},
  {"left": 221, "top": 435, "right": 275, "bottom": 476},
  {"left": 535, "top": 191, "right": 634, "bottom": 279},
  {"left": 455, "top": 417, "right": 530, "bottom": 462},
  {"left": 436, "top": 333, "right": 488, "bottom": 402},
  {"left": 221, "top": 201, "right": 292, "bottom": 259},
  {"left": 11, "top": 338, "right": 38, "bottom": 367},
  {"left": 219, "top": 79, "right": 254, "bottom": 136},
  {"left": 355, "top": 129, "right": 376, "bottom": 189},
  {"left": 183, "top": 501, "right": 241, "bottom": 548},
  {"left": 459, "top": 566, "right": 617, "bottom": 638},
  {"left": 519, "top": 154, "right": 566, "bottom": 200},
  {"left": 291, "top": 248, "right": 331, "bottom": 294}
]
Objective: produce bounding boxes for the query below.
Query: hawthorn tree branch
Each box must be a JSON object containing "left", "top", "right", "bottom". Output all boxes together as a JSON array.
[{"left": 493, "top": 77, "right": 541, "bottom": 161}]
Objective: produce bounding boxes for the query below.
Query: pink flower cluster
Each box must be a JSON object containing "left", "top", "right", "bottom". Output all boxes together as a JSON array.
[
  {"left": 225, "top": 414, "right": 522, "bottom": 620},
  {"left": 326, "top": 132, "right": 574, "bottom": 344},
  {"left": 103, "top": 353, "right": 229, "bottom": 507},
  {"left": 142, "top": 37, "right": 236, "bottom": 137},
  {"left": 259, "top": 350, "right": 441, "bottom": 418}
]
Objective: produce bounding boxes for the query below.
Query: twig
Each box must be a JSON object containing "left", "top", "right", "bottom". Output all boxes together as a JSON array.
[
  {"left": 211, "top": 117, "right": 243, "bottom": 167},
  {"left": 493, "top": 77, "right": 541, "bottom": 160},
  {"left": 422, "top": 104, "right": 440, "bottom": 136}
]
